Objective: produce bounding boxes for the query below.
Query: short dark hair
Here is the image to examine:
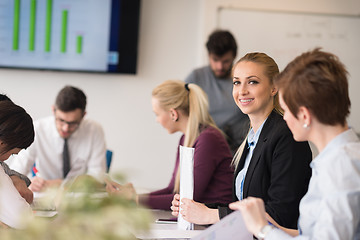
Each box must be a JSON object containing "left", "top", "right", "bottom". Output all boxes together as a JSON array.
[
  {"left": 55, "top": 86, "right": 87, "bottom": 112},
  {"left": 275, "top": 48, "right": 350, "bottom": 126},
  {"left": 0, "top": 101, "right": 34, "bottom": 154},
  {"left": 206, "top": 30, "right": 237, "bottom": 57},
  {"left": 0, "top": 94, "right": 12, "bottom": 102}
]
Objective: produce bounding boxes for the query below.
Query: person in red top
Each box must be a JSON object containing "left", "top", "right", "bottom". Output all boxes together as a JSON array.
[{"left": 106, "top": 80, "right": 233, "bottom": 210}]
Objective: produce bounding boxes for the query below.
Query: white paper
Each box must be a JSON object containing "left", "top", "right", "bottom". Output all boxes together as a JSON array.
[
  {"left": 31, "top": 190, "right": 57, "bottom": 211},
  {"left": 177, "top": 145, "right": 195, "bottom": 230},
  {"left": 33, "top": 210, "right": 58, "bottom": 218},
  {"left": 191, "top": 211, "right": 252, "bottom": 240}
]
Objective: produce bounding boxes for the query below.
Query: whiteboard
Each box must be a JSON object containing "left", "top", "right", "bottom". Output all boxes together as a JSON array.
[{"left": 218, "top": 8, "right": 360, "bottom": 131}]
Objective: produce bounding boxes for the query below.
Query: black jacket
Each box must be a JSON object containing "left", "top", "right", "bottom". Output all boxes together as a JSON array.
[{"left": 214, "top": 110, "right": 312, "bottom": 229}]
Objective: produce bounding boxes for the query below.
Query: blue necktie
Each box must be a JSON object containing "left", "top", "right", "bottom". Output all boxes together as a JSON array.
[
  {"left": 241, "top": 141, "right": 254, "bottom": 199},
  {"left": 240, "top": 176, "right": 245, "bottom": 200},
  {"left": 247, "top": 141, "right": 254, "bottom": 149}
]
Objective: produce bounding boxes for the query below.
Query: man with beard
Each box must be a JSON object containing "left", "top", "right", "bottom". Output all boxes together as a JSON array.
[{"left": 185, "top": 30, "right": 249, "bottom": 154}]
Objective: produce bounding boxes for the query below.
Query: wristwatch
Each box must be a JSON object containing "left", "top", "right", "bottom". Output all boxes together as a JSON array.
[{"left": 256, "top": 225, "right": 274, "bottom": 239}]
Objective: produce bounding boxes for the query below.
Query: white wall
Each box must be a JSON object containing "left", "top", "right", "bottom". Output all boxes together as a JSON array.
[
  {"left": 201, "top": 0, "right": 360, "bottom": 133},
  {"left": 0, "top": 0, "right": 201, "bottom": 191},
  {"left": 1, "top": 0, "right": 359, "bottom": 190}
]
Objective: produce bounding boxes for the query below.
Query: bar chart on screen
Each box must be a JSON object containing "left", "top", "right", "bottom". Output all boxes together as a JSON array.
[{"left": 0, "top": 0, "right": 111, "bottom": 71}]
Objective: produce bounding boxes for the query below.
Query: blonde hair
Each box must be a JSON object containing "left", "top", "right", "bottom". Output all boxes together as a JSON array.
[
  {"left": 152, "top": 80, "right": 218, "bottom": 193},
  {"left": 231, "top": 52, "right": 282, "bottom": 168}
]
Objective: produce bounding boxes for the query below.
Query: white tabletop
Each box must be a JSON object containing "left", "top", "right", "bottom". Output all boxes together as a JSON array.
[{"left": 134, "top": 209, "right": 205, "bottom": 240}]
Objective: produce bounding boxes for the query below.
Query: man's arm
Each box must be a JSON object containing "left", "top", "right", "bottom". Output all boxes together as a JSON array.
[{"left": 86, "top": 122, "right": 107, "bottom": 181}]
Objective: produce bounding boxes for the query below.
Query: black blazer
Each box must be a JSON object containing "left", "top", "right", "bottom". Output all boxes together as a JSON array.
[{"left": 217, "top": 110, "right": 312, "bottom": 229}]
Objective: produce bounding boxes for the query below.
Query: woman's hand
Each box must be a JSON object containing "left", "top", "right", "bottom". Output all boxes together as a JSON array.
[
  {"left": 105, "top": 179, "right": 138, "bottom": 203},
  {"left": 177, "top": 197, "right": 220, "bottom": 225},
  {"left": 170, "top": 194, "right": 180, "bottom": 217},
  {"left": 229, "top": 197, "right": 268, "bottom": 235},
  {"left": 121, "top": 183, "right": 138, "bottom": 203},
  {"left": 105, "top": 179, "right": 121, "bottom": 194}
]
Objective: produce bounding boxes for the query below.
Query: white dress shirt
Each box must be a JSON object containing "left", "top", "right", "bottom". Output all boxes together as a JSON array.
[
  {"left": 9, "top": 116, "right": 106, "bottom": 182},
  {"left": 267, "top": 128, "right": 360, "bottom": 239},
  {"left": 0, "top": 166, "right": 32, "bottom": 229}
]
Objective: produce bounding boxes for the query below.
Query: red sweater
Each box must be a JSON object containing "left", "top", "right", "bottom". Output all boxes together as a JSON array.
[{"left": 139, "top": 126, "right": 234, "bottom": 210}]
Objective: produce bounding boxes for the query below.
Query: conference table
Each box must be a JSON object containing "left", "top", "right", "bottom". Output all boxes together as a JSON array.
[
  {"left": 31, "top": 189, "right": 205, "bottom": 240},
  {"left": 134, "top": 209, "right": 205, "bottom": 239}
]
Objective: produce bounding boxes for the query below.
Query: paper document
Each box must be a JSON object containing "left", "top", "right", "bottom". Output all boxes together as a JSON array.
[
  {"left": 31, "top": 191, "right": 57, "bottom": 211},
  {"left": 191, "top": 210, "right": 252, "bottom": 240},
  {"left": 33, "top": 210, "right": 58, "bottom": 218},
  {"left": 177, "top": 145, "right": 195, "bottom": 230}
]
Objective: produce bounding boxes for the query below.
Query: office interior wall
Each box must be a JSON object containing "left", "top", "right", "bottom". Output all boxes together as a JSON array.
[
  {"left": 201, "top": 0, "right": 360, "bottom": 134},
  {"left": 0, "top": 0, "right": 358, "bottom": 190},
  {"left": 0, "top": 0, "right": 201, "bottom": 190}
]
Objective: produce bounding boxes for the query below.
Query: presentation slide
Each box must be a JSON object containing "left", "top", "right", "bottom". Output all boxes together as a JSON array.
[{"left": 0, "top": 0, "right": 112, "bottom": 72}]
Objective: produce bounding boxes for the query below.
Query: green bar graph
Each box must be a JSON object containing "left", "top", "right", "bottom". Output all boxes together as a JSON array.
[
  {"left": 76, "top": 35, "right": 82, "bottom": 54},
  {"left": 29, "top": 0, "right": 36, "bottom": 51},
  {"left": 12, "top": 0, "right": 20, "bottom": 50},
  {"left": 45, "top": 0, "right": 52, "bottom": 52},
  {"left": 11, "top": 3, "right": 78, "bottom": 54},
  {"left": 61, "top": 10, "right": 68, "bottom": 53}
]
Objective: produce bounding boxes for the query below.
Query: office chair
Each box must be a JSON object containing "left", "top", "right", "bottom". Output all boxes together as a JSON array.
[
  {"left": 106, "top": 150, "right": 113, "bottom": 172},
  {"left": 31, "top": 150, "right": 114, "bottom": 175}
]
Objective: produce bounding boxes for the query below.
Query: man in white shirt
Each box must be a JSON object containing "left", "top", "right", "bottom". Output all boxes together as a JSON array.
[{"left": 9, "top": 86, "right": 107, "bottom": 192}]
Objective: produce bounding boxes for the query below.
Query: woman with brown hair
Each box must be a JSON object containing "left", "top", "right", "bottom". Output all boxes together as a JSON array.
[
  {"left": 230, "top": 49, "right": 360, "bottom": 239},
  {"left": 0, "top": 100, "right": 35, "bottom": 229}
]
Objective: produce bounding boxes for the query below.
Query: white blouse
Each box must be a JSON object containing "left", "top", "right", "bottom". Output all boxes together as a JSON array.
[
  {"left": 0, "top": 166, "right": 33, "bottom": 229},
  {"left": 267, "top": 129, "right": 360, "bottom": 239}
]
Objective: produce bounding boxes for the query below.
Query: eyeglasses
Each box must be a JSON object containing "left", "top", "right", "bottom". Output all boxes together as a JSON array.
[{"left": 56, "top": 118, "right": 81, "bottom": 129}]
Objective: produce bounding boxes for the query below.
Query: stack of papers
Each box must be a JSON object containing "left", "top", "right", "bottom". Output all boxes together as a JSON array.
[{"left": 178, "top": 145, "right": 195, "bottom": 230}]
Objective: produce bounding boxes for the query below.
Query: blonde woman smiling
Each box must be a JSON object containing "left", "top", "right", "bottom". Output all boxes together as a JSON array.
[{"left": 171, "top": 53, "right": 312, "bottom": 229}]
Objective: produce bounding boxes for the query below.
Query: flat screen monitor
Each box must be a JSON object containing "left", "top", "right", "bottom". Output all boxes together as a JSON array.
[{"left": 0, "top": 0, "right": 141, "bottom": 73}]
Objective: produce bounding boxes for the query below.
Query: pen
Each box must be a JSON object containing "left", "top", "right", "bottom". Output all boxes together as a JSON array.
[{"left": 32, "top": 166, "right": 41, "bottom": 177}]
